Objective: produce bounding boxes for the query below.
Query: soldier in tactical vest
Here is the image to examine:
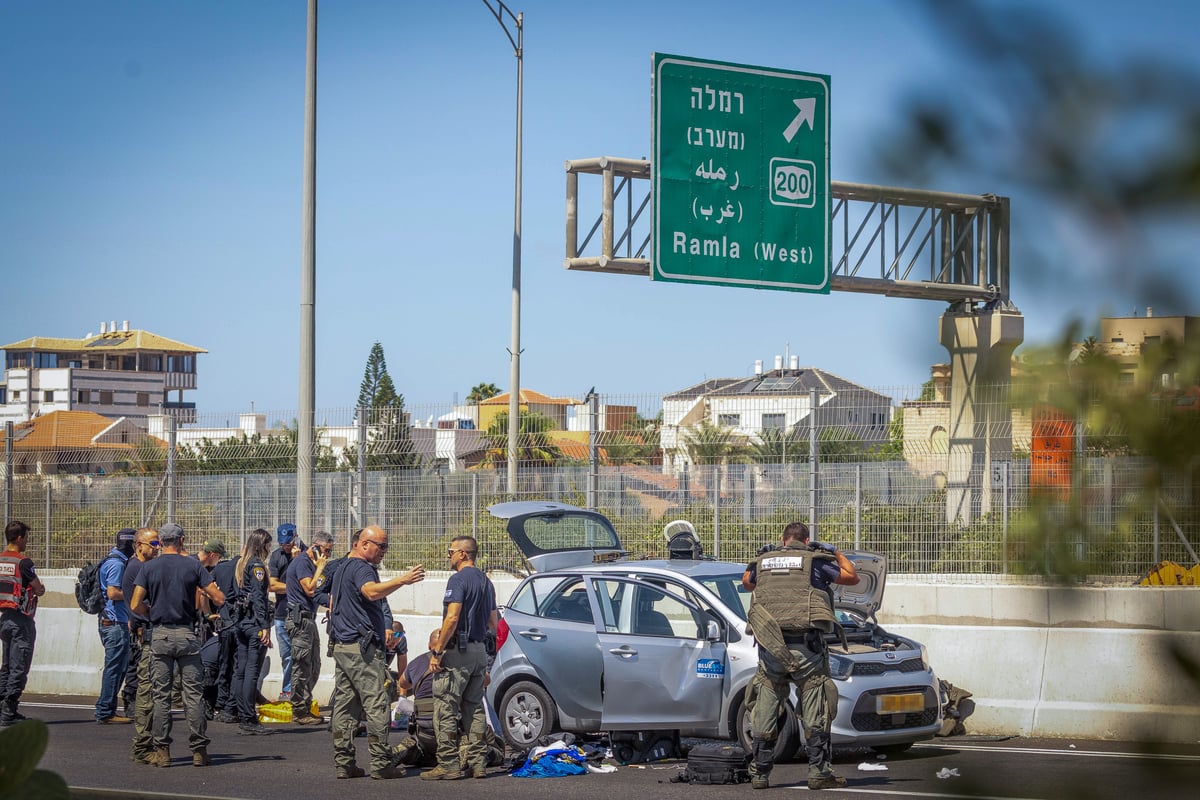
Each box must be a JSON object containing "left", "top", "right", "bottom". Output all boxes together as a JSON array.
[{"left": 741, "top": 522, "right": 858, "bottom": 791}]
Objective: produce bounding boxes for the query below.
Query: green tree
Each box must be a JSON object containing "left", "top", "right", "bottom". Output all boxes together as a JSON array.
[
  {"left": 354, "top": 342, "right": 419, "bottom": 468},
  {"left": 681, "top": 420, "right": 745, "bottom": 466},
  {"left": 603, "top": 412, "right": 662, "bottom": 465},
  {"left": 184, "top": 419, "right": 337, "bottom": 473},
  {"left": 481, "top": 410, "right": 563, "bottom": 467},
  {"left": 467, "top": 382, "right": 501, "bottom": 403},
  {"left": 749, "top": 427, "right": 806, "bottom": 464}
]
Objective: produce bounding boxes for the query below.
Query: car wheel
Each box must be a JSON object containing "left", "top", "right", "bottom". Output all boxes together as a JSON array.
[
  {"left": 499, "top": 681, "right": 558, "bottom": 749},
  {"left": 871, "top": 742, "right": 914, "bottom": 757},
  {"left": 736, "top": 700, "right": 800, "bottom": 762}
]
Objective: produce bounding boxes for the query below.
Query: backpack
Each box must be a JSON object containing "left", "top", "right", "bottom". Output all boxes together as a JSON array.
[
  {"left": 682, "top": 743, "right": 750, "bottom": 784},
  {"left": 75, "top": 555, "right": 120, "bottom": 615}
]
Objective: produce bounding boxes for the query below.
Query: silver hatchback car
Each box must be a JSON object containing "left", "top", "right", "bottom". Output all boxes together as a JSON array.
[{"left": 486, "top": 502, "right": 942, "bottom": 760}]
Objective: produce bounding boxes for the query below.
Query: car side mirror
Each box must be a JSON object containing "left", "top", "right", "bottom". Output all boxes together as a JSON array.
[{"left": 704, "top": 619, "right": 721, "bottom": 641}]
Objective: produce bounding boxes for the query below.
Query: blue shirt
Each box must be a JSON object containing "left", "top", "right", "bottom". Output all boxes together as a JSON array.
[
  {"left": 99, "top": 548, "right": 129, "bottom": 623},
  {"left": 285, "top": 550, "right": 317, "bottom": 615},
  {"left": 443, "top": 566, "right": 497, "bottom": 643},
  {"left": 328, "top": 558, "right": 387, "bottom": 646}
]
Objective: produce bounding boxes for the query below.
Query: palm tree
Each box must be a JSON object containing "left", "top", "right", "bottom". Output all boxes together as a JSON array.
[
  {"left": 481, "top": 410, "right": 563, "bottom": 467},
  {"left": 749, "top": 427, "right": 806, "bottom": 464},
  {"left": 467, "top": 382, "right": 502, "bottom": 404},
  {"left": 681, "top": 420, "right": 744, "bottom": 466}
]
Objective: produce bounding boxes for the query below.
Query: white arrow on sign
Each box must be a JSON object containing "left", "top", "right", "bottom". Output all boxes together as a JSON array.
[{"left": 782, "top": 97, "right": 815, "bottom": 143}]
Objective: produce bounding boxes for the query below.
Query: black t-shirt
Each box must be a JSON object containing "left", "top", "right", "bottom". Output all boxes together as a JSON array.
[
  {"left": 328, "top": 558, "right": 386, "bottom": 646},
  {"left": 134, "top": 553, "right": 214, "bottom": 626},
  {"left": 443, "top": 566, "right": 497, "bottom": 643},
  {"left": 286, "top": 550, "right": 317, "bottom": 615},
  {"left": 122, "top": 557, "right": 149, "bottom": 623},
  {"left": 211, "top": 559, "right": 238, "bottom": 624},
  {"left": 404, "top": 651, "right": 435, "bottom": 701},
  {"left": 268, "top": 546, "right": 293, "bottom": 620}
]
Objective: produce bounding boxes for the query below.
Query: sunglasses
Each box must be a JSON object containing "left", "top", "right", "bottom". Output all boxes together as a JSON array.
[
  {"left": 364, "top": 539, "right": 389, "bottom": 551},
  {"left": 147, "top": 540, "right": 161, "bottom": 548}
]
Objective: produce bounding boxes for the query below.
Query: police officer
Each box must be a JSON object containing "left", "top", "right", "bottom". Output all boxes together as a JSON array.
[
  {"left": 210, "top": 544, "right": 241, "bottom": 724},
  {"left": 130, "top": 523, "right": 225, "bottom": 768},
  {"left": 231, "top": 528, "right": 274, "bottom": 736},
  {"left": 0, "top": 520, "right": 46, "bottom": 726},
  {"left": 122, "top": 528, "right": 160, "bottom": 763},
  {"left": 95, "top": 527, "right": 136, "bottom": 724},
  {"left": 420, "top": 535, "right": 498, "bottom": 782},
  {"left": 741, "top": 522, "right": 858, "bottom": 791},
  {"left": 268, "top": 523, "right": 298, "bottom": 703},
  {"left": 328, "top": 525, "right": 424, "bottom": 780},
  {"left": 285, "top": 530, "right": 332, "bottom": 725}
]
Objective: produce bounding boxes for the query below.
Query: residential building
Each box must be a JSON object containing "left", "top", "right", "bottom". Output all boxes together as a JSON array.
[
  {"left": 1, "top": 321, "right": 205, "bottom": 426},
  {"left": 1090, "top": 309, "right": 1200, "bottom": 388},
  {"left": 0, "top": 410, "right": 163, "bottom": 476},
  {"left": 661, "top": 356, "right": 893, "bottom": 475}
]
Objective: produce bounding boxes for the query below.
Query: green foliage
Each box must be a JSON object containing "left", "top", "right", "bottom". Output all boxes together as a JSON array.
[
  {"left": 748, "top": 427, "right": 806, "bottom": 465},
  {"left": 182, "top": 420, "right": 339, "bottom": 473},
  {"left": 681, "top": 420, "right": 746, "bottom": 465},
  {"left": 354, "top": 342, "right": 420, "bottom": 469},
  {"left": 467, "top": 382, "right": 501, "bottom": 403},
  {"left": 605, "top": 413, "right": 662, "bottom": 465},
  {"left": 481, "top": 411, "right": 565, "bottom": 467},
  {"left": 0, "top": 719, "right": 69, "bottom": 800}
]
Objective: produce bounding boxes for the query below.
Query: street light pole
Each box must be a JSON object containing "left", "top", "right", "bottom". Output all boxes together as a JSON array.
[{"left": 483, "top": 1, "right": 523, "bottom": 497}]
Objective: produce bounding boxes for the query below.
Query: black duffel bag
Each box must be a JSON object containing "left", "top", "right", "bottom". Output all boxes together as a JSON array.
[{"left": 682, "top": 743, "right": 750, "bottom": 784}]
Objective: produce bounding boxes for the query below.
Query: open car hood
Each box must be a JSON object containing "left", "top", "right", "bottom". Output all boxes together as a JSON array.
[
  {"left": 831, "top": 550, "right": 886, "bottom": 618},
  {"left": 487, "top": 501, "right": 626, "bottom": 574}
]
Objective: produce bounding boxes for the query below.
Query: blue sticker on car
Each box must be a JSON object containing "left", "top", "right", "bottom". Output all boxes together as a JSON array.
[{"left": 697, "top": 658, "right": 725, "bottom": 679}]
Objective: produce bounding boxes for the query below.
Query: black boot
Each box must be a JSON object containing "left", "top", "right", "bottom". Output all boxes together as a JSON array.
[{"left": 750, "top": 737, "right": 774, "bottom": 789}]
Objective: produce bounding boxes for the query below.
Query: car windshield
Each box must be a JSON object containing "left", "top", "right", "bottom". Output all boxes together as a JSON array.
[{"left": 695, "top": 572, "right": 752, "bottom": 621}]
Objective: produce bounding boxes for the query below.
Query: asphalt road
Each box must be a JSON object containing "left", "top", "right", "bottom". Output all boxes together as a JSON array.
[{"left": 24, "top": 699, "right": 1200, "bottom": 800}]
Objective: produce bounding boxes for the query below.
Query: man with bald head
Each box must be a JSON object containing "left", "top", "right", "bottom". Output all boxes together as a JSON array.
[{"left": 327, "top": 526, "right": 425, "bottom": 780}]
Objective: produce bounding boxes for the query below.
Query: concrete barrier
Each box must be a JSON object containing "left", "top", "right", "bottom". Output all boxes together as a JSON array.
[{"left": 24, "top": 573, "right": 1200, "bottom": 742}]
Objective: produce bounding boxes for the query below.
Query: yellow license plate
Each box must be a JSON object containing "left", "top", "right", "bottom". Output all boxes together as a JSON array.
[{"left": 876, "top": 693, "right": 924, "bottom": 714}]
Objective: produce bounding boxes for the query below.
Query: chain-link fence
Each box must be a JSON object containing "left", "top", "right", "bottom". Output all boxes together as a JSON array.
[{"left": 2, "top": 383, "right": 1197, "bottom": 582}]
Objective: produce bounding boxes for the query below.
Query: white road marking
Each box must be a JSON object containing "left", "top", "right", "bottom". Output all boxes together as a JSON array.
[{"left": 915, "top": 742, "right": 1200, "bottom": 763}]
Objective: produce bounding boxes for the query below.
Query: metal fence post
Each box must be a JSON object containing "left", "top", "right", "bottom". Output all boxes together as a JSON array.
[
  {"left": 324, "top": 473, "right": 333, "bottom": 534},
  {"left": 357, "top": 407, "right": 367, "bottom": 527},
  {"left": 44, "top": 482, "right": 51, "bottom": 567},
  {"left": 712, "top": 466, "right": 721, "bottom": 561},
  {"left": 587, "top": 390, "right": 598, "bottom": 511},
  {"left": 743, "top": 468, "right": 753, "bottom": 525},
  {"left": 166, "top": 415, "right": 177, "bottom": 523},
  {"left": 1002, "top": 460, "right": 1010, "bottom": 573},
  {"left": 809, "top": 388, "right": 818, "bottom": 538},
  {"left": 139, "top": 477, "right": 147, "bottom": 528},
  {"left": 4, "top": 421, "right": 13, "bottom": 524},
  {"left": 437, "top": 468, "right": 447, "bottom": 539},
  {"left": 239, "top": 477, "right": 246, "bottom": 545},
  {"left": 471, "top": 471, "right": 479, "bottom": 537},
  {"left": 854, "top": 464, "right": 862, "bottom": 549}
]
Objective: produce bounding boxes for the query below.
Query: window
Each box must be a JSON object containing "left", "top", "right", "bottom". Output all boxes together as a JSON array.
[
  {"left": 120, "top": 356, "right": 136, "bottom": 371},
  {"left": 6, "top": 353, "right": 29, "bottom": 369},
  {"left": 930, "top": 426, "right": 948, "bottom": 455},
  {"left": 136, "top": 392, "right": 150, "bottom": 407},
  {"left": 762, "top": 413, "right": 786, "bottom": 430},
  {"left": 0, "top": 388, "right": 6, "bottom": 404},
  {"left": 11, "top": 390, "right": 20, "bottom": 401},
  {"left": 99, "top": 390, "right": 113, "bottom": 405},
  {"left": 591, "top": 580, "right": 706, "bottom": 639},
  {"left": 34, "top": 353, "right": 58, "bottom": 368},
  {"left": 718, "top": 413, "right": 741, "bottom": 427},
  {"left": 77, "top": 389, "right": 91, "bottom": 404},
  {"left": 42, "top": 390, "right": 54, "bottom": 402},
  {"left": 140, "top": 354, "right": 163, "bottom": 372}
]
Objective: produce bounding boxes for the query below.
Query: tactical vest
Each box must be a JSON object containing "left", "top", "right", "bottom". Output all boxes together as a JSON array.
[
  {"left": 748, "top": 545, "right": 837, "bottom": 633},
  {"left": 0, "top": 552, "right": 31, "bottom": 615}
]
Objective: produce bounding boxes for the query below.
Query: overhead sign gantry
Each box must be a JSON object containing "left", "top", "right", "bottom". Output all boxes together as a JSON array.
[{"left": 652, "top": 53, "right": 831, "bottom": 293}]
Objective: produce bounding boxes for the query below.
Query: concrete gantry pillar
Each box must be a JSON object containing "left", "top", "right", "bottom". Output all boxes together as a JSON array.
[{"left": 939, "top": 306, "right": 1024, "bottom": 524}]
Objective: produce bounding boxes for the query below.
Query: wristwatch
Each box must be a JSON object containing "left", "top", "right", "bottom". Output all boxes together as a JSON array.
[{"left": 430, "top": 649, "right": 444, "bottom": 657}]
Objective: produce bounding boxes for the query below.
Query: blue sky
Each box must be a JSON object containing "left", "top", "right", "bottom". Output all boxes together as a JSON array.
[{"left": 3, "top": 0, "right": 1198, "bottom": 422}]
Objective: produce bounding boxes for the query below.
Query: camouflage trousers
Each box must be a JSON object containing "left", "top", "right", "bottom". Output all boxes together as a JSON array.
[
  {"left": 748, "top": 638, "right": 838, "bottom": 781},
  {"left": 431, "top": 641, "right": 489, "bottom": 773}
]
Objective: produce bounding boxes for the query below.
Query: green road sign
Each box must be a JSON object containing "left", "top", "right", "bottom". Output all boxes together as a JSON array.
[{"left": 652, "top": 53, "right": 830, "bottom": 293}]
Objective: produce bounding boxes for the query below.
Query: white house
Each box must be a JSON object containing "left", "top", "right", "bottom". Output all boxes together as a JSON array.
[{"left": 661, "top": 356, "right": 893, "bottom": 475}]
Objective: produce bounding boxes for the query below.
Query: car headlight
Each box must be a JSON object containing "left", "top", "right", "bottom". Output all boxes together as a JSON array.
[
  {"left": 828, "top": 653, "right": 853, "bottom": 680},
  {"left": 920, "top": 644, "right": 930, "bottom": 671}
]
